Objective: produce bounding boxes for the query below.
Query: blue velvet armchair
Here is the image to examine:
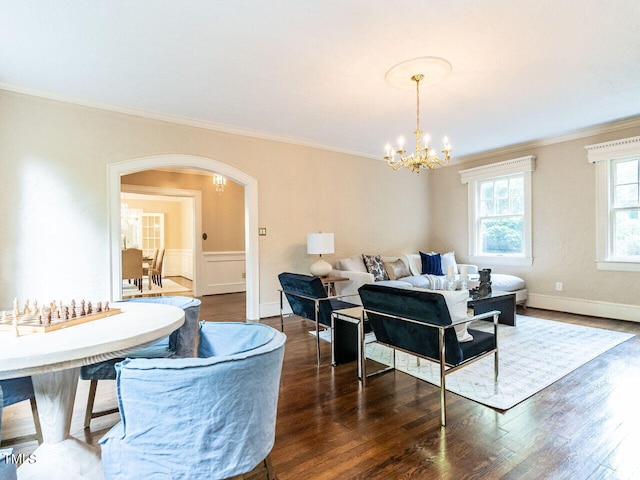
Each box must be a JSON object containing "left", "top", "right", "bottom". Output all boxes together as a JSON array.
[
  {"left": 278, "top": 272, "right": 358, "bottom": 364},
  {"left": 359, "top": 284, "right": 500, "bottom": 426},
  {"left": 80, "top": 296, "right": 201, "bottom": 429},
  {"left": 100, "top": 322, "right": 286, "bottom": 480}
]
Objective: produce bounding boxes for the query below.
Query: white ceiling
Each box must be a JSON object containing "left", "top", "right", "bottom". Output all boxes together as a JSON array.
[{"left": 1, "top": 1, "right": 639, "bottom": 159}]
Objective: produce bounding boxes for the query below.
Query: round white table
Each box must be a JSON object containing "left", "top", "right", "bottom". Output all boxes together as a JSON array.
[{"left": 0, "top": 301, "right": 185, "bottom": 480}]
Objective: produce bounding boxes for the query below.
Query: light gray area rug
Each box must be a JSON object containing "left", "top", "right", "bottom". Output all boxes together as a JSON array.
[
  {"left": 365, "top": 315, "right": 634, "bottom": 410},
  {"left": 122, "top": 277, "right": 190, "bottom": 298}
]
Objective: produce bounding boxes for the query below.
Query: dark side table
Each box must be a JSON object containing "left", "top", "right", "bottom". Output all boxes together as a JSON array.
[{"left": 468, "top": 290, "right": 516, "bottom": 326}]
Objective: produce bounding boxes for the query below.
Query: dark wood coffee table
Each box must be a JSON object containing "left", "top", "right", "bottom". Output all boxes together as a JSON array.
[{"left": 467, "top": 290, "right": 517, "bottom": 326}]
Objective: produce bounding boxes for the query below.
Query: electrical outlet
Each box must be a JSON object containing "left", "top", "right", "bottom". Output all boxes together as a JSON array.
[
  {"left": 242, "top": 272, "right": 246, "bottom": 279},
  {"left": 555, "top": 282, "right": 563, "bottom": 291}
]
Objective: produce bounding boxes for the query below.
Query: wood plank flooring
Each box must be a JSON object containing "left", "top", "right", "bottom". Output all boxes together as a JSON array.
[{"left": 3, "top": 290, "right": 640, "bottom": 479}]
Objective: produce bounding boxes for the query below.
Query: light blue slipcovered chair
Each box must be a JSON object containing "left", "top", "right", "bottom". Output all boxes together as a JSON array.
[
  {"left": 100, "top": 322, "right": 286, "bottom": 480},
  {"left": 0, "top": 448, "right": 17, "bottom": 480},
  {"left": 80, "top": 296, "right": 201, "bottom": 428},
  {"left": 0, "top": 377, "right": 42, "bottom": 448}
]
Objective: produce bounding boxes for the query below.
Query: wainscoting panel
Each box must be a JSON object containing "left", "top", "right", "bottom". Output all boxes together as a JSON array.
[
  {"left": 163, "top": 249, "right": 193, "bottom": 280},
  {"left": 202, "top": 251, "right": 246, "bottom": 296}
]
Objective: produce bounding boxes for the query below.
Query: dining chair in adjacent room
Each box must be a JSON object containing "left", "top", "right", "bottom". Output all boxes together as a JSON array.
[
  {"left": 148, "top": 247, "right": 165, "bottom": 288},
  {"left": 0, "top": 377, "right": 43, "bottom": 448},
  {"left": 143, "top": 248, "right": 159, "bottom": 289},
  {"left": 80, "top": 296, "right": 201, "bottom": 429},
  {"left": 122, "top": 248, "right": 143, "bottom": 292},
  {"left": 100, "top": 322, "right": 286, "bottom": 480}
]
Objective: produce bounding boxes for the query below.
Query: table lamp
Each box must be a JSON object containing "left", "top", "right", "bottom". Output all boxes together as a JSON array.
[{"left": 307, "top": 232, "right": 334, "bottom": 277}]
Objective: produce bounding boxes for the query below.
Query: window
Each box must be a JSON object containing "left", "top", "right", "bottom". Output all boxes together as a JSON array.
[
  {"left": 477, "top": 174, "right": 525, "bottom": 255},
  {"left": 586, "top": 136, "right": 640, "bottom": 271},
  {"left": 611, "top": 158, "right": 640, "bottom": 258},
  {"left": 460, "top": 156, "right": 536, "bottom": 266}
]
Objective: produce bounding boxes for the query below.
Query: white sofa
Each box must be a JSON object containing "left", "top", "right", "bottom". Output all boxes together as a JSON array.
[{"left": 333, "top": 253, "right": 528, "bottom": 307}]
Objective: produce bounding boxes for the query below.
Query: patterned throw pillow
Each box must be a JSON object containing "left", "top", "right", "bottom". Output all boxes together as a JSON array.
[
  {"left": 419, "top": 251, "right": 443, "bottom": 275},
  {"left": 362, "top": 254, "right": 390, "bottom": 281}
]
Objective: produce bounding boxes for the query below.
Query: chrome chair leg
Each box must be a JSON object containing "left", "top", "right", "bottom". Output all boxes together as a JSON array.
[
  {"left": 439, "top": 328, "right": 446, "bottom": 427},
  {"left": 279, "top": 290, "right": 284, "bottom": 332},
  {"left": 314, "top": 301, "right": 321, "bottom": 365}
]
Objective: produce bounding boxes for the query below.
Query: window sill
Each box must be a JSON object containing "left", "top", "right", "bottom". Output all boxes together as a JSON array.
[
  {"left": 596, "top": 261, "right": 640, "bottom": 272},
  {"left": 469, "top": 255, "right": 533, "bottom": 267}
]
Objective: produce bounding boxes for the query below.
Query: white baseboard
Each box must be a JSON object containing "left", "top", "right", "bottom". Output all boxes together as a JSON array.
[
  {"left": 528, "top": 293, "right": 640, "bottom": 322},
  {"left": 260, "top": 301, "right": 291, "bottom": 319},
  {"left": 205, "top": 282, "right": 247, "bottom": 295}
]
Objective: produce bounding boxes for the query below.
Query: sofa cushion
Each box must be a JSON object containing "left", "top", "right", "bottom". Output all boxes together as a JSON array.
[
  {"left": 337, "top": 254, "right": 368, "bottom": 273},
  {"left": 403, "top": 253, "right": 422, "bottom": 276},
  {"left": 416, "top": 288, "right": 473, "bottom": 342},
  {"left": 383, "top": 259, "right": 410, "bottom": 280},
  {"left": 490, "top": 273, "right": 526, "bottom": 292},
  {"left": 362, "top": 254, "right": 389, "bottom": 281},
  {"left": 376, "top": 279, "right": 413, "bottom": 289},
  {"left": 400, "top": 274, "right": 448, "bottom": 290}
]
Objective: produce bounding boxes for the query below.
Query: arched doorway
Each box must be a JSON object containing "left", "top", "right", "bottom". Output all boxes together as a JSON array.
[{"left": 107, "top": 154, "right": 260, "bottom": 321}]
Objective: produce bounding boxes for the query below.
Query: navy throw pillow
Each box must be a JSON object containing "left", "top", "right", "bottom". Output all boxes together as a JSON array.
[{"left": 419, "top": 251, "right": 443, "bottom": 275}]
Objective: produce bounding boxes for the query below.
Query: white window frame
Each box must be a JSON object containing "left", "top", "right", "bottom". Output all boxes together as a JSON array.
[
  {"left": 586, "top": 135, "right": 640, "bottom": 272},
  {"left": 460, "top": 155, "right": 536, "bottom": 266}
]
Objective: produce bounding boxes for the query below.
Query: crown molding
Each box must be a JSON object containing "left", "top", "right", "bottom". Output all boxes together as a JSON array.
[
  {"left": 453, "top": 116, "right": 640, "bottom": 165},
  {"left": 2, "top": 82, "right": 639, "bottom": 165},
  {"left": 0, "top": 82, "right": 378, "bottom": 160}
]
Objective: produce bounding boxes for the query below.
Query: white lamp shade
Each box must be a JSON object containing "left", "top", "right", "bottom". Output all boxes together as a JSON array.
[{"left": 307, "top": 233, "right": 334, "bottom": 255}]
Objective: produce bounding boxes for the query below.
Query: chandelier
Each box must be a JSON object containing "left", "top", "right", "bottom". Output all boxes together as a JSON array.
[
  {"left": 213, "top": 174, "right": 227, "bottom": 194},
  {"left": 384, "top": 57, "right": 453, "bottom": 173}
]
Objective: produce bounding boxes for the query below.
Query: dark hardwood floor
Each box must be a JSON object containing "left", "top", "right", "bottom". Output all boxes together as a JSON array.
[{"left": 3, "top": 289, "right": 640, "bottom": 479}]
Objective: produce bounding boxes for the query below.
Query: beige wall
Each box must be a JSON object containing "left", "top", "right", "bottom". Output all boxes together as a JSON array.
[
  {"left": 0, "top": 89, "right": 430, "bottom": 309},
  {"left": 4, "top": 87, "right": 637, "bottom": 318},
  {"left": 122, "top": 170, "right": 245, "bottom": 252},
  {"left": 427, "top": 125, "right": 640, "bottom": 314}
]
